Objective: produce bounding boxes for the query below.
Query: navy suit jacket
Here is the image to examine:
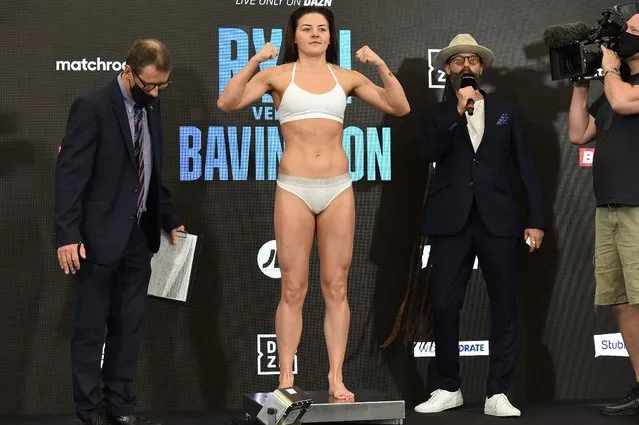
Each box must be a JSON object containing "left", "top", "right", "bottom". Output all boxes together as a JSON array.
[
  {"left": 417, "top": 94, "right": 544, "bottom": 237},
  {"left": 54, "top": 77, "right": 181, "bottom": 265}
]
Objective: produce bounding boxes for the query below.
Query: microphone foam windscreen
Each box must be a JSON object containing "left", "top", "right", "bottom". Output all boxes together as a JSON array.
[{"left": 543, "top": 21, "right": 590, "bottom": 48}]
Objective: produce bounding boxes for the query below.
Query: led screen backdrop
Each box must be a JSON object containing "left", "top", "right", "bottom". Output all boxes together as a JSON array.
[{"left": 0, "top": 0, "right": 630, "bottom": 415}]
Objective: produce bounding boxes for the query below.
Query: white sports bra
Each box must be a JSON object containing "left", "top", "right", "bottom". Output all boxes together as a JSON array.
[{"left": 277, "top": 62, "right": 347, "bottom": 125}]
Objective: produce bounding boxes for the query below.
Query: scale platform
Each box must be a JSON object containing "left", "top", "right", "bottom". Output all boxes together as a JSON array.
[{"left": 243, "top": 389, "right": 405, "bottom": 424}]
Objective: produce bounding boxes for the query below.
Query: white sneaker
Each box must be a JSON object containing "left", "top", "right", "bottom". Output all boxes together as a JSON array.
[
  {"left": 414, "top": 389, "right": 463, "bottom": 413},
  {"left": 484, "top": 393, "right": 521, "bottom": 417}
]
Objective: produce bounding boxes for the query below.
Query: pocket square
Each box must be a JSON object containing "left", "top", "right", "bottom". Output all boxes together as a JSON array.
[{"left": 496, "top": 113, "right": 509, "bottom": 125}]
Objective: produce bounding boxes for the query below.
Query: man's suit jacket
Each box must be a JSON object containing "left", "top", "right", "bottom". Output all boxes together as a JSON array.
[
  {"left": 417, "top": 94, "right": 544, "bottom": 237},
  {"left": 54, "top": 77, "right": 181, "bottom": 265}
]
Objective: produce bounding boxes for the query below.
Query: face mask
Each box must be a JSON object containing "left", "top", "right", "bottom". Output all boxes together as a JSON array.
[
  {"left": 617, "top": 32, "right": 639, "bottom": 59},
  {"left": 130, "top": 82, "right": 156, "bottom": 106},
  {"left": 128, "top": 73, "right": 156, "bottom": 106}
]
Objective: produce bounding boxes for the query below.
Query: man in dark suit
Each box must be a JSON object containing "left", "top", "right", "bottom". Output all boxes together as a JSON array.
[
  {"left": 413, "top": 34, "right": 544, "bottom": 417},
  {"left": 54, "top": 39, "right": 184, "bottom": 425}
]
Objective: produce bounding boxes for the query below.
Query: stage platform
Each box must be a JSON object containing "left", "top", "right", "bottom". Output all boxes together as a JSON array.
[{"left": 0, "top": 401, "right": 636, "bottom": 425}]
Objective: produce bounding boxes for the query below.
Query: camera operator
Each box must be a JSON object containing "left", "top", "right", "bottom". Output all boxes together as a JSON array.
[{"left": 568, "top": 12, "right": 639, "bottom": 416}]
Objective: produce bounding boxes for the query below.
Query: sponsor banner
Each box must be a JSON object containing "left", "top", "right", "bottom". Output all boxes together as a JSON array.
[
  {"left": 234, "top": 0, "right": 333, "bottom": 6},
  {"left": 580, "top": 148, "right": 594, "bottom": 167},
  {"left": 258, "top": 240, "right": 280, "bottom": 279},
  {"left": 427, "top": 48, "right": 445, "bottom": 89},
  {"left": 179, "top": 25, "right": 392, "bottom": 182},
  {"left": 422, "top": 244, "right": 478, "bottom": 270},
  {"left": 414, "top": 340, "right": 489, "bottom": 358},
  {"left": 257, "top": 334, "right": 298, "bottom": 375},
  {"left": 594, "top": 333, "right": 628, "bottom": 357},
  {"left": 55, "top": 58, "right": 125, "bottom": 72}
]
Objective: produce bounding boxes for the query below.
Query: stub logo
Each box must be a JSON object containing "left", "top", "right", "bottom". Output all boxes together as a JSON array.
[
  {"left": 414, "top": 340, "right": 489, "bottom": 358},
  {"left": 258, "top": 240, "right": 280, "bottom": 279},
  {"left": 594, "top": 332, "right": 628, "bottom": 357},
  {"left": 257, "top": 334, "right": 298, "bottom": 375},
  {"left": 580, "top": 148, "right": 595, "bottom": 167},
  {"left": 427, "top": 49, "right": 446, "bottom": 89},
  {"left": 422, "top": 245, "right": 478, "bottom": 270}
]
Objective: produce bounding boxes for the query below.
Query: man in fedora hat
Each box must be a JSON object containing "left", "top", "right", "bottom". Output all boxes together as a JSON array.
[{"left": 414, "top": 34, "right": 545, "bottom": 417}]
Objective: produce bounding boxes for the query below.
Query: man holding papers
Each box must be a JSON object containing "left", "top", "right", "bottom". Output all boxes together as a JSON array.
[{"left": 53, "top": 39, "right": 184, "bottom": 425}]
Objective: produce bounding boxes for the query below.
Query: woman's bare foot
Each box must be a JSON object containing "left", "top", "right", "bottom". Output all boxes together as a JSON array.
[
  {"left": 328, "top": 381, "right": 354, "bottom": 401},
  {"left": 278, "top": 372, "right": 294, "bottom": 389}
]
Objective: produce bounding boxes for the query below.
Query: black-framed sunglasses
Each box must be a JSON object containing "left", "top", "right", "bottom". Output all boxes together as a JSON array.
[
  {"left": 132, "top": 69, "right": 171, "bottom": 91},
  {"left": 448, "top": 55, "right": 482, "bottom": 66}
]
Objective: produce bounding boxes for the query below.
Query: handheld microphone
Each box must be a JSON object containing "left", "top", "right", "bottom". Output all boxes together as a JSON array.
[{"left": 459, "top": 73, "right": 477, "bottom": 116}]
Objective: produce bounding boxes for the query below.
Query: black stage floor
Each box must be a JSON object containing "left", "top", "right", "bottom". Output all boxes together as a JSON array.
[{"left": 1, "top": 403, "right": 637, "bottom": 425}]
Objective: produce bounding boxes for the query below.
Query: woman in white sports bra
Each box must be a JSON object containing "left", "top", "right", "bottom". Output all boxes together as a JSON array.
[{"left": 217, "top": 6, "right": 410, "bottom": 401}]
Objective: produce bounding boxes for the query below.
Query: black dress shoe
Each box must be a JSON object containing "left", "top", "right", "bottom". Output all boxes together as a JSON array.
[
  {"left": 80, "top": 412, "right": 112, "bottom": 425},
  {"left": 601, "top": 388, "right": 639, "bottom": 416},
  {"left": 108, "top": 416, "right": 162, "bottom": 425}
]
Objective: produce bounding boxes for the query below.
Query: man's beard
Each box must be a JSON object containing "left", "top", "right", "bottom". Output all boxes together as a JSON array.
[{"left": 450, "top": 69, "right": 482, "bottom": 90}]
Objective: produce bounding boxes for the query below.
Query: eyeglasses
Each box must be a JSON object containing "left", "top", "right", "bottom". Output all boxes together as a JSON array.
[
  {"left": 133, "top": 69, "right": 171, "bottom": 92},
  {"left": 448, "top": 55, "right": 481, "bottom": 66}
]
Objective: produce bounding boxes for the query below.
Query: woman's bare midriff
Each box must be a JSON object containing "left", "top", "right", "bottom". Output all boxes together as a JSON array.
[{"left": 279, "top": 118, "right": 348, "bottom": 178}]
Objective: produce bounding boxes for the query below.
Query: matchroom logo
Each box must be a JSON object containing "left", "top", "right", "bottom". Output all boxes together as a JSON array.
[{"left": 55, "top": 57, "right": 126, "bottom": 72}]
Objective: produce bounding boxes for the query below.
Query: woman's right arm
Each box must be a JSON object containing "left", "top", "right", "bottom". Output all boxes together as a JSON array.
[{"left": 217, "top": 42, "right": 278, "bottom": 112}]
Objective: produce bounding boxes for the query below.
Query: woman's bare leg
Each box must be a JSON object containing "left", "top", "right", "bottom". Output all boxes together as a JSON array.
[
  {"left": 274, "top": 186, "right": 316, "bottom": 388},
  {"left": 316, "top": 187, "right": 355, "bottom": 400}
]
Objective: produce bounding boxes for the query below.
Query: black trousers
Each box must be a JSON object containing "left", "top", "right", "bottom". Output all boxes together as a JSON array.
[
  {"left": 71, "top": 222, "right": 151, "bottom": 419},
  {"left": 428, "top": 203, "right": 519, "bottom": 396}
]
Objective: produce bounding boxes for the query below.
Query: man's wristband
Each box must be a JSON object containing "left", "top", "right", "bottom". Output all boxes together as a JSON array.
[{"left": 604, "top": 67, "right": 621, "bottom": 78}]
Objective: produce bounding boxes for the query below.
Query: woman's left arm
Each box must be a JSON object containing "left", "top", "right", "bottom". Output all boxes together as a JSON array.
[{"left": 350, "top": 46, "right": 411, "bottom": 116}]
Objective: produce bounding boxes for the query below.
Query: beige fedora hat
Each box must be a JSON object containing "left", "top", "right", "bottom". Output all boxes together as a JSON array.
[{"left": 434, "top": 33, "right": 494, "bottom": 69}]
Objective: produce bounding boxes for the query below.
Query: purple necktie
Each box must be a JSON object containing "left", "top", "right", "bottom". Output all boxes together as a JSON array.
[{"left": 133, "top": 104, "right": 145, "bottom": 220}]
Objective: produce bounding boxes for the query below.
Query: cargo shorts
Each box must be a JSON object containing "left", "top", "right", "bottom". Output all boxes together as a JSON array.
[{"left": 595, "top": 205, "right": 639, "bottom": 305}]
